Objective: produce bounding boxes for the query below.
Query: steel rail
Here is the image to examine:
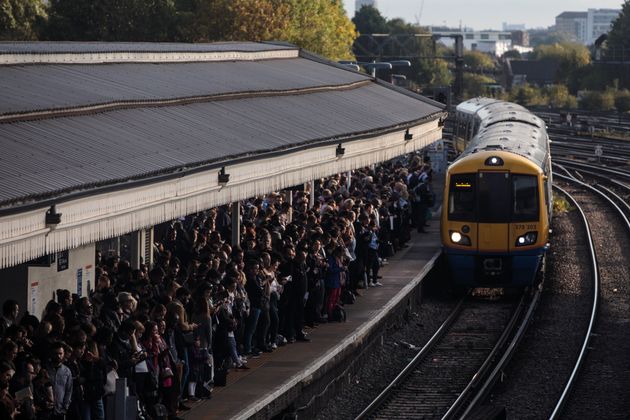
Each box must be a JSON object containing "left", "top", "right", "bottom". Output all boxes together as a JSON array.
[
  {"left": 442, "top": 290, "right": 533, "bottom": 419},
  {"left": 548, "top": 182, "right": 600, "bottom": 420},
  {"left": 454, "top": 285, "right": 543, "bottom": 420},
  {"left": 553, "top": 158, "right": 630, "bottom": 179},
  {"left": 354, "top": 297, "right": 467, "bottom": 420}
]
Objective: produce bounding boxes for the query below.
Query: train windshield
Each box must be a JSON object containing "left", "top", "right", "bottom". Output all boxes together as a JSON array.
[
  {"left": 448, "top": 174, "right": 476, "bottom": 221},
  {"left": 512, "top": 174, "right": 539, "bottom": 221},
  {"left": 448, "top": 172, "right": 539, "bottom": 222},
  {"left": 477, "top": 172, "right": 511, "bottom": 222}
]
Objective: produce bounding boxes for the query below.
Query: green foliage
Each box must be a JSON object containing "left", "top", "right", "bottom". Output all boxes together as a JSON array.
[
  {"left": 0, "top": 0, "right": 46, "bottom": 40},
  {"left": 579, "top": 90, "right": 616, "bottom": 111},
  {"left": 464, "top": 50, "right": 495, "bottom": 73},
  {"left": 532, "top": 42, "right": 591, "bottom": 84},
  {"left": 615, "top": 90, "right": 630, "bottom": 113},
  {"left": 463, "top": 74, "right": 496, "bottom": 98},
  {"left": 502, "top": 50, "right": 522, "bottom": 60},
  {"left": 509, "top": 84, "right": 548, "bottom": 107},
  {"left": 46, "top": 0, "right": 177, "bottom": 41},
  {"left": 43, "top": 0, "right": 356, "bottom": 61},
  {"left": 544, "top": 85, "right": 577, "bottom": 109},
  {"left": 606, "top": 0, "right": 630, "bottom": 56},
  {"left": 386, "top": 17, "right": 420, "bottom": 35},
  {"left": 552, "top": 194, "right": 572, "bottom": 215},
  {"left": 416, "top": 59, "right": 452, "bottom": 88},
  {"left": 529, "top": 30, "right": 572, "bottom": 47},
  {"left": 281, "top": 0, "right": 356, "bottom": 61},
  {"left": 352, "top": 4, "right": 387, "bottom": 34}
]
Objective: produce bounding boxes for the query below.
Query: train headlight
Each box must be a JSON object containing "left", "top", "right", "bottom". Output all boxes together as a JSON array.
[
  {"left": 450, "top": 230, "right": 471, "bottom": 246},
  {"left": 485, "top": 156, "right": 504, "bottom": 166},
  {"left": 515, "top": 231, "right": 537, "bottom": 246}
]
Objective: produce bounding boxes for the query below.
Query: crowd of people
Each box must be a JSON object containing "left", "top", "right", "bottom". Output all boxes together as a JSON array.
[{"left": 0, "top": 153, "right": 435, "bottom": 420}]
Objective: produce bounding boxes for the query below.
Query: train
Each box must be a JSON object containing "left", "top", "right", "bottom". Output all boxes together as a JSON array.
[{"left": 441, "top": 98, "right": 552, "bottom": 288}]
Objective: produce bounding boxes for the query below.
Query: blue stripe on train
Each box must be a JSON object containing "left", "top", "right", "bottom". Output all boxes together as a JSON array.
[{"left": 443, "top": 246, "right": 546, "bottom": 287}]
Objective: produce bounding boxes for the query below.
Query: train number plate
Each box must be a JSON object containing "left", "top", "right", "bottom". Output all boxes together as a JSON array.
[{"left": 483, "top": 258, "right": 503, "bottom": 275}]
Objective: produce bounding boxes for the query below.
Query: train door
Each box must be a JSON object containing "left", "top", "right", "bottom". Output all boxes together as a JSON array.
[{"left": 476, "top": 171, "right": 510, "bottom": 254}]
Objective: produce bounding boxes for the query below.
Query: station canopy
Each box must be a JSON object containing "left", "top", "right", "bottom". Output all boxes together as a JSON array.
[{"left": 0, "top": 41, "right": 445, "bottom": 269}]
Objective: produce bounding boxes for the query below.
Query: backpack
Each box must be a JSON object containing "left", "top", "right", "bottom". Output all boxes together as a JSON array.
[
  {"left": 331, "top": 305, "right": 346, "bottom": 322},
  {"left": 341, "top": 289, "right": 356, "bottom": 305}
]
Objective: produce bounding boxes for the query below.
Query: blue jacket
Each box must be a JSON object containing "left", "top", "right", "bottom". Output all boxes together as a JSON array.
[
  {"left": 47, "top": 363, "right": 72, "bottom": 415},
  {"left": 324, "top": 256, "right": 344, "bottom": 289}
]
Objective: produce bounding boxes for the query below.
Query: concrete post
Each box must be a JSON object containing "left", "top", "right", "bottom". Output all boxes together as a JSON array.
[
  {"left": 285, "top": 191, "right": 293, "bottom": 223},
  {"left": 231, "top": 201, "right": 241, "bottom": 247},
  {"left": 309, "top": 180, "right": 315, "bottom": 208},
  {"left": 347, "top": 170, "right": 352, "bottom": 190},
  {"left": 129, "top": 230, "right": 142, "bottom": 269},
  {"left": 145, "top": 227, "right": 154, "bottom": 268}
]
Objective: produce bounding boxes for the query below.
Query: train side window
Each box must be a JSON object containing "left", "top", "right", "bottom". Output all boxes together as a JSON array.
[
  {"left": 512, "top": 174, "right": 539, "bottom": 221},
  {"left": 448, "top": 173, "right": 475, "bottom": 221}
]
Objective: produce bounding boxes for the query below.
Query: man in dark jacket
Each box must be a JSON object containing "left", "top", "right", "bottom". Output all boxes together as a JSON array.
[
  {"left": 280, "top": 246, "right": 310, "bottom": 343},
  {"left": 243, "top": 261, "right": 263, "bottom": 356}
]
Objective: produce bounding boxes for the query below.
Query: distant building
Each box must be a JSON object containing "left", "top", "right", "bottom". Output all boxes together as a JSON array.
[
  {"left": 586, "top": 8, "right": 620, "bottom": 45},
  {"left": 506, "top": 59, "right": 560, "bottom": 88},
  {"left": 511, "top": 30, "right": 529, "bottom": 47},
  {"left": 356, "top": 0, "right": 378, "bottom": 11},
  {"left": 503, "top": 23, "right": 526, "bottom": 31},
  {"left": 555, "top": 11, "right": 587, "bottom": 43},
  {"left": 555, "top": 9, "right": 620, "bottom": 45},
  {"left": 433, "top": 30, "right": 512, "bottom": 57}
]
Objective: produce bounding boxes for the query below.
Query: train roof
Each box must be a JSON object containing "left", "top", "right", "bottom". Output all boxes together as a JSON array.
[
  {"left": 475, "top": 101, "right": 528, "bottom": 122},
  {"left": 459, "top": 121, "right": 549, "bottom": 169},
  {"left": 480, "top": 110, "right": 545, "bottom": 129},
  {"left": 455, "top": 97, "right": 501, "bottom": 115}
]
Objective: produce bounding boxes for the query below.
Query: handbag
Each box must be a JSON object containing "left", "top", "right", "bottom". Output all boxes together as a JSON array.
[{"left": 104, "top": 369, "right": 119, "bottom": 395}]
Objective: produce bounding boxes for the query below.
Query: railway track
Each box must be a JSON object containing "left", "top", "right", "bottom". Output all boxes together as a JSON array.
[
  {"left": 355, "top": 288, "right": 541, "bottom": 420},
  {"left": 549, "top": 173, "right": 630, "bottom": 418}
]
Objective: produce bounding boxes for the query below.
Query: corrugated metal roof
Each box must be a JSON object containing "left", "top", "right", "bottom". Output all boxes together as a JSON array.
[
  {"left": 0, "top": 42, "right": 444, "bottom": 210},
  {"left": 0, "top": 41, "right": 290, "bottom": 54},
  {"left": 0, "top": 83, "right": 441, "bottom": 205},
  {"left": 0, "top": 58, "right": 368, "bottom": 115}
]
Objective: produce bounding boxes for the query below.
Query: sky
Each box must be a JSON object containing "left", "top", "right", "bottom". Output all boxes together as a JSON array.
[{"left": 342, "top": 0, "right": 625, "bottom": 30}]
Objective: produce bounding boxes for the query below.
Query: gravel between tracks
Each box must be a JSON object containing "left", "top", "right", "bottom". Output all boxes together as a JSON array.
[
  {"left": 488, "top": 206, "right": 594, "bottom": 418},
  {"left": 315, "top": 294, "right": 455, "bottom": 420},
  {"left": 560, "top": 183, "right": 630, "bottom": 418}
]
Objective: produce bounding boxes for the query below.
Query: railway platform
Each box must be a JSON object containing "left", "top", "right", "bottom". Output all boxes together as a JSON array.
[{"left": 184, "top": 180, "right": 444, "bottom": 420}]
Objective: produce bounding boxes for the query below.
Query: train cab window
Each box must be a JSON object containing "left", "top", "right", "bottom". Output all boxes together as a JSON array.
[
  {"left": 512, "top": 175, "right": 539, "bottom": 221},
  {"left": 478, "top": 172, "right": 510, "bottom": 222},
  {"left": 448, "top": 174, "right": 476, "bottom": 221}
]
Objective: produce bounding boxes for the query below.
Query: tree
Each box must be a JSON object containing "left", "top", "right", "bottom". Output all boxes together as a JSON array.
[
  {"left": 615, "top": 90, "right": 630, "bottom": 113},
  {"left": 464, "top": 51, "right": 495, "bottom": 73},
  {"left": 46, "top": 0, "right": 177, "bottom": 41},
  {"left": 0, "top": 0, "right": 47, "bottom": 40},
  {"left": 352, "top": 4, "right": 387, "bottom": 34},
  {"left": 579, "top": 90, "right": 615, "bottom": 111},
  {"left": 544, "top": 85, "right": 577, "bottom": 109},
  {"left": 463, "top": 74, "right": 496, "bottom": 98},
  {"left": 502, "top": 50, "right": 522, "bottom": 60},
  {"left": 605, "top": 0, "right": 630, "bottom": 59},
  {"left": 280, "top": 0, "right": 356, "bottom": 61},
  {"left": 509, "top": 84, "right": 547, "bottom": 107},
  {"left": 532, "top": 42, "right": 590, "bottom": 84},
  {"left": 211, "top": 0, "right": 291, "bottom": 42}
]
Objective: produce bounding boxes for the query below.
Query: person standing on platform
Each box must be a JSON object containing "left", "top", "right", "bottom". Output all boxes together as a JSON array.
[
  {"left": 47, "top": 342, "right": 72, "bottom": 420},
  {"left": 324, "top": 247, "right": 345, "bottom": 320}
]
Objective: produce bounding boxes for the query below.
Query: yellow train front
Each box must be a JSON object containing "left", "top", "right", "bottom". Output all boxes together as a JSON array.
[{"left": 441, "top": 103, "right": 552, "bottom": 288}]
